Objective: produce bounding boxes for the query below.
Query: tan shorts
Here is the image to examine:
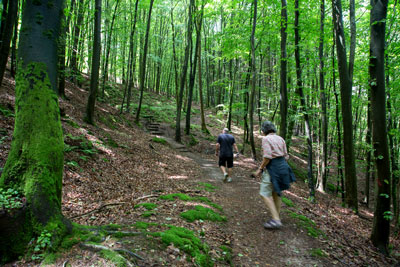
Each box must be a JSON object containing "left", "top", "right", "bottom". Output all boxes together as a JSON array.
[{"left": 259, "top": 170, "right": 273, "bottom": 197}]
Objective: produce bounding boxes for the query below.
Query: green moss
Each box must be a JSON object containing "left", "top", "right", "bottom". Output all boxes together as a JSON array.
[
  {"left": 287, "top": 211, "right": 325, "bottom": 238},
  {"left": 134, "top": 202, "right": 157, "bottom": 210},
  {"left": 141, "top": 211, "right": 156, "bottom": 217},
  {"left": 0, "top": 62, "right": 68, "bottom": 262},
  {"left": 42, "top": 252, "right": 59, "bottom": 264},
  {"left": 152, "top": 225, "right": 212, "bottom": 266},
  {"left": 309, "top": 248, "right": 327, "bottom": 257},
  {"left": 219, "top": 245, "right": 233, "bottom": 265},
  {"left": 282, "top": 196, "right": 295, "bottom": 207},
  {"left": 188, "top": 134, "right": 199, "bottom": 146},
  {"left": 159, "top": 193, "right": 192, "bottom": 201},
  {"left": 160, "top": 193, "right": 223, "bottom": 212},
  {"left": 133, "top": 221, "right": 158, "bottom": 230},
  {"left": 197, "top": 182, "right": 218, "bottom": 192},
  {"left": 151, "top": 137, "right": 167, "bottom": 145},
  {"left": 99, "top": 249, "right": 127, "bottom": 267},
  {"left": 102, "top": 224, "right": 123, "bottom": 231},
  {"left": 180, "top": 205, "right": 226, "bottom": 222},
  {"left": 194, "top": 196, "right": 223, "bottom": 211}
]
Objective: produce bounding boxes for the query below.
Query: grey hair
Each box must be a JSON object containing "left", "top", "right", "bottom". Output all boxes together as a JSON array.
[
  {"left": 223, "top": 128, "right": 229, "bottom": 133},
  {"left": 261, "top": 121, "right": 277, "bottom": 134}
]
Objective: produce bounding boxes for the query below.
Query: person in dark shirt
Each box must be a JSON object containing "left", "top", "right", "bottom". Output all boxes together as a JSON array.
[{"left": 215, "top": 128, "right": 239, "bottom": 182}]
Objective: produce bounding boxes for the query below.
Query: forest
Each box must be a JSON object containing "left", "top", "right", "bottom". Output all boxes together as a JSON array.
[{"left": 0, "top": 0, "right": 399, "bottom": 265}]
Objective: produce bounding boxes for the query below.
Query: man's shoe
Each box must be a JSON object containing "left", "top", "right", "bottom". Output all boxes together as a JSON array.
[
  {"left": 263, "top": 219, "right": 282, "bottom": 229},
  {"left": 223, "top": 173, "right": 228, "bottom": 182},
  {"left": 227, "top": 177, "right": 232, "bottom": 183}
]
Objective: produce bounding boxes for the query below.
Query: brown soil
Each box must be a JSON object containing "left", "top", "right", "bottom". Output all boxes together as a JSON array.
[{"left": 1, "top": 69, "right": 399, "bottom": 266}]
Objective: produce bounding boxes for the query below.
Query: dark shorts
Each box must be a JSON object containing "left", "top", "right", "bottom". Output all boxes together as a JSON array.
[{"left": 219, "top": 156, "right": 233, "bottom": 168}]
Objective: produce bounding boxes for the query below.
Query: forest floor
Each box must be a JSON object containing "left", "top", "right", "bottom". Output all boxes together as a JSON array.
[{"left": 1, "top": 70, "right": 400, "bottom": 266}]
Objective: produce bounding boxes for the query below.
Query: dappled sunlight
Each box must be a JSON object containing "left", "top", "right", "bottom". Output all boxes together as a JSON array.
[
  {"left": 168, "top": 175, "right": 188, "bottom": 180},
  {"left": 175, "top": 154, "right": 192, "bottom": 162},
  {"left": 78, "top": 127, "right": 116, "bottom": 157},
  {"left": 184, "top": 201, "right": 213, "bottom": 210},
  {"left": 289, "top": 153, "right": 307, "bottom": 164},
  {"left": 285, "top": 190, "right": 307, "bottom": 201}
]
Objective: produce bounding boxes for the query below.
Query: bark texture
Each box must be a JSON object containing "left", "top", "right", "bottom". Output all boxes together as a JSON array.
[{"left": 0, "top": 0, "right": 70, "bottom": 263}]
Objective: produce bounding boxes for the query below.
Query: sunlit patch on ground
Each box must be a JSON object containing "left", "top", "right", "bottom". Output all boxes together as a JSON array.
[
  {"left": 175, "top": 154, "right": 191, "bottom": 162},
  {"left": 168, "top": 175, "right": 188, "bottom": 180}
]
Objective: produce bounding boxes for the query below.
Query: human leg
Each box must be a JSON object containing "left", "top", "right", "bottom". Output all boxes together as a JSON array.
[
  {"left": 219, "top": 157, "right": 228, "bottom": 181},
  {"left": 259, "top": 171, "right": 282, "bottom": 228},
  {"left": 226, "top": 157, "right": 234, "bottom": 182},
  {"left": 272, "top": 192, "right": 282, "bottom": 215},
  {"left": 261, "top": 195, "right": 280, "bottom": 221}
]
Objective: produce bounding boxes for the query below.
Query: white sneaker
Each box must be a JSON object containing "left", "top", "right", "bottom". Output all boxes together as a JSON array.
[
  {"left": 227, "top": 177, "right": 232, "bottom": 183},
  {"left": 223, "top": 173, "right": 228, "bottom": 182}
]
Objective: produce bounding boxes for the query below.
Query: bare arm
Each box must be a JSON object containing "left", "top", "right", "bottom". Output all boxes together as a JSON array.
[
  {"left": 254, "top": 157, "right": 270, "bottom": 178},
  {"left": 215, "top": 143, "right": 220, "bottom": 156},
  {"left": 233, "top": 143, "right": 239, "bottom": 154}
]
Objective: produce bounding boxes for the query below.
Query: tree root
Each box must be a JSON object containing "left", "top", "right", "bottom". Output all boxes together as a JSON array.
[
  {"left": 69, "top": 194, "right": 159, "bottom": 219},
  {"left": 79, "top": 243, "right": 141, "bottom": 266},
  {"left": 114, "top": 248, "right": 145, "bottom": 261}
]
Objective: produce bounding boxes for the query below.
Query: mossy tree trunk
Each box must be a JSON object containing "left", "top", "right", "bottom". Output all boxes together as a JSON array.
[{"left": 0, "top": 0, "right": 70, "bottom": 263}]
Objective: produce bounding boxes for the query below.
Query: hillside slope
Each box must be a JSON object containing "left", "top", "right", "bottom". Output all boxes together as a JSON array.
[{"left": 0, "top": 71, "right": 399, "bottom": 266}]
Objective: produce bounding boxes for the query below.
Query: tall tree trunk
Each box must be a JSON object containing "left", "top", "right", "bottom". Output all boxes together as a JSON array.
[
  {"left": 249, "top": 0, "right": 257, "bottom": 160},
  {"left": 85, "top": 0, "right": 101, "bottom": 124},
  {"left": 0, "top": 0, "right": 70, "bottom": 263},
  {"left": 348, "top": 0, "right": 356, "bottom": 82},
  {"left": 369, "top": 0, "right": 390, "bottom": 254},
  {"left": 318, "top": 0, "right": 328, "bottom": 192},
  {"left": 58, "top": 0, "right": 75, "bottom": 98},
  {"left": 294, "top": 0, "right": 314, "bottom": 199},
  {"left": 279, "top": 0, "right": 288, "bottom": 140},
  {"left": 332, "top": 0, "right": 358, "bottom": 211},
  {"left": 69, "top": 0, "right": 84, "bottom": 84},
  {"left": 175, "top": 0, "right": 194, "bottom": 142},
  {"left": 364, "top": 97, "right": 372, "bottom": 207},
  {"left": 185, "top": 1, "right": 204, "bottom": 135},
  {"left": 135, "top": 0, "right": 154, "bottom": 123},
  {"left": 121, "top": 0, "right": 139, "bottom": 113},
  {"left": 101, "top": 0, "right": 120, "bottom": 97},
  {"left": 332, "top": 28, "right": 345, "bottom": 202},
  {"left": 197, "top": 12, "right": 208, "bottom": 133},
  {"left": 0, "top": 0, "right": 18, "bottom": 85},
  {"left": 10, "top": 0, "right": 19, "bottom": 78},
  {"left": 226, "top": 59, "right": 236, "bottom": 131}
]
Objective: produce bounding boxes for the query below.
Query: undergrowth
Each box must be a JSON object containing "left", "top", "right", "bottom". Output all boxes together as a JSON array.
[{"left": 286, "top": 210, "right": 326, "bottom": 238}]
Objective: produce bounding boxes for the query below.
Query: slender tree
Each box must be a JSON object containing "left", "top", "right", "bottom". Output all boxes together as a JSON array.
[
  {"left": 0, "top": 0, "right": 18, "bottom": 85},
  {"left": 249, "top": 0, "right": 258, "bottom": 160},
  {"left": 294, "top": 0, "right": 314, "bottom": 199},
  {"left": 279, "top": 0, "right": 288, "bottom": 140},
  {"left": 369, "top": 0, "right": 391, "bottom": 254},
  {"left": 332, "top": 0, "right": 358, "bottom": 211},
  {"left": 318, "top": 0, "right": 328, "bottom": 192},
  {"left": 135, "top": 0, "right": 155, "bottom": 123},
  {"left": 85, "top": 0, "right": 102, "bottom": 124},
  {"left": 176, "top": 0, "right": 194, "bottom": 142}
]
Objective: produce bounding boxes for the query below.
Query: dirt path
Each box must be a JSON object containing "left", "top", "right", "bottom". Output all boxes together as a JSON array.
[{"left": 163, "top": 136, "right": 333, "bottom": 266}]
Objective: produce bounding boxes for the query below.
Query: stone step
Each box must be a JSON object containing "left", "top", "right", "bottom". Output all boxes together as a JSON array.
[
  {"left": 150, "top": 131, "right": 164, "bottom": 135},
  {"left": 147, "top": 127, "right": 159, "bottom": 131}
]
